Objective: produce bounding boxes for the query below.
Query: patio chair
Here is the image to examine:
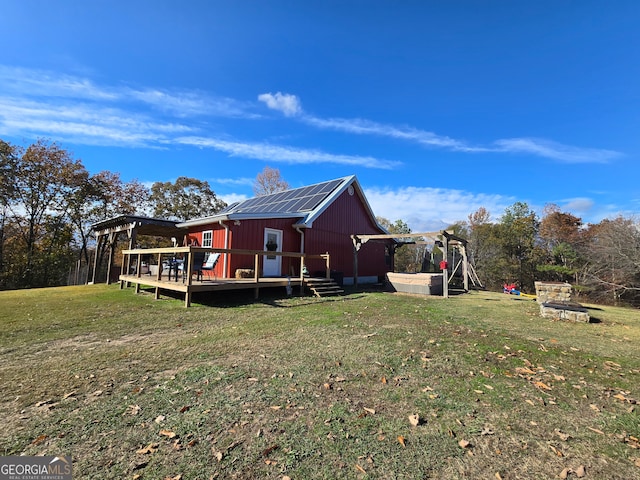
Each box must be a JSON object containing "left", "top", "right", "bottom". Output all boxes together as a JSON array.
[
  {"left": 186, "top": 252, "right": 206, "bottom": 282},
  {"left": 200, "top": 252, "right": 221, "bottom": 280}
]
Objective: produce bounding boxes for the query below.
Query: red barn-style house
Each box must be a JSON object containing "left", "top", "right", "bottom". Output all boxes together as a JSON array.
[{"left": 178, "top": 175, "right": 392, "bottom": 285}]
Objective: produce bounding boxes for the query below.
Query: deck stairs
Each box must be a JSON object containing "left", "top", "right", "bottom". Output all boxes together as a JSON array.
[{"left": 304, "top": 277, "right": 344, "bottom": 297}]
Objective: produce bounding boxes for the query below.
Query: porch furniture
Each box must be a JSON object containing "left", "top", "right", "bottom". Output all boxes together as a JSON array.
[
  {"left": 163, "top": 257, "right": 183, "bottom": 281},
  {"left": 200, "top": 252, "right": 220, "bottom": 280},
  {"left": 190, "top": 251, "right": 206, "bottom": 281}
]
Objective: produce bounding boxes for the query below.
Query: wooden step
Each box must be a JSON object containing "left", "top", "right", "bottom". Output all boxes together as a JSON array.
[{"left": 304, "top": 277, "right": 344, "bottom": 297}]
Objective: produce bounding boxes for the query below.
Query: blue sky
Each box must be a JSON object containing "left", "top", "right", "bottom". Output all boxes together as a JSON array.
[{"left": 1, "top": 1, "right": 638, "bottom": 231}]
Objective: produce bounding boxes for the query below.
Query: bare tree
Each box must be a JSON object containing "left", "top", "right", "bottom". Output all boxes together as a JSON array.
[
  {"left": 579, "top": 216, "right": 640, "bottom": 305},
  {"left": 253, "top": 166, "right": 289, "bottom": 196}
]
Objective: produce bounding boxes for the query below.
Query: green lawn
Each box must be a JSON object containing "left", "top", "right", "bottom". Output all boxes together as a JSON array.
[{"left": 1, "top": 284, "right": 639, "bottom": 479}]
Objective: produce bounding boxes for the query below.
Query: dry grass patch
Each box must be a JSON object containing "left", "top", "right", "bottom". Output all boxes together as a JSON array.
[{"left": 0, "top": 285, "right": 639, "bottom": 478}]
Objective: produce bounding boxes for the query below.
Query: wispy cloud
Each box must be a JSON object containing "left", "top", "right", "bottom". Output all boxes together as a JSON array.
[
  {"left": 259, "top": 90, "right": 622, "bottom": 163},
  {"left": 210, "top": 177, "right": 255, "bottom": 187},
  {"left": 0, "top": 66, "right": 395, "bottom": 169},
  {"left": 493, "top": 138, "right": 620, "bottom": 163},
  {"left": 308, "top": 116, "right": 622, "bottom": 163},
  {"left": 175, "top": 136, "right": 400, "bottom": 169},
  {"left": 365, "top": 186, "right": 514, "bottom": 232}
]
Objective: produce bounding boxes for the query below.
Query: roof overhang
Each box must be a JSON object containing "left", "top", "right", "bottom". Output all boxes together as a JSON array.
[
  {"left": 177, "top": 212, "right": 305, "bottom": 228},
  {"left": 92, "top": 215, "right": 186, "bottom": 237}
]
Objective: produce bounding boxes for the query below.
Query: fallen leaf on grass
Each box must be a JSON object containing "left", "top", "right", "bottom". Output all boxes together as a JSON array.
[
  {"left": 355, "top": 464, "right": 366, "bottom": 474},
  {"left": 397, "top": 435, "right": 406, "bottom": 447},
  {"left": 533, "top": 381, "right": 552, "bottom": 391},
  {"left": 262, "top": 444, "right": 279, "bottom": 457},
  {"left": 363, "top": 407, "right": 376, "bottom": 415},
  {"left": 62, "top": 392, "right": 76, "bottom": 399},
  {"left": 555, "top": 429, "right": 572, "bottom": 441},
  {"left": 136, "top": 443, "right": 159, "bottom": 454},
  {"left": 179, "top": 405, "right": 190, "bottom": 413},
  {"left": 124, "top": 404, "right": 141, "bottom": 416},
  {"left": 516, "top": 367, "right": 537, "bottom": 375},
  {"left": 165, "top": 475, "right": 182, "bottom": 480},
  {"left": 31, "top": 434, "right": 48, "bottom": 446},
  {"left": 575, "top": 465, "right": 586, "bottom": 477},
  {"left": 549, "top": 444, "right": 563, "bottom": 457},
  {"left": 634, "top": 457, "right": 640, "bottom": 467},
  {"left": 213, "top": 450, "right": 223, "bottom": 462},
  {"left": 480, "top": 427, "right": 495, "bottom": 436},
  {"left": 458, "top": 439, "right": 471, "bottom": 449},
  {"left": 589, "top": 404, "right": 601, "bottom": 412},
  {"left": 159, "top": 429, "right": 177, "bottom": 439},
  {"left": 587, "top": 426, "right": 605, "bottom": 435},
  {"left": 408, "top": 414, "right": 421, "bottom": 426},
  {"left": 381, "top": 376, "right": 387, "bottom": 384},
  {"left": 154, "top": 415, "right": 166, "bottom": 424}
]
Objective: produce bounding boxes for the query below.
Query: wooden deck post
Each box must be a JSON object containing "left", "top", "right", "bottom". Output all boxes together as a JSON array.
[
  {"left": 90, "top": 233, "right": 101, "bottom": 284},
  {"left": 254, "top": 253, "right": 260, "bottom": 299}
]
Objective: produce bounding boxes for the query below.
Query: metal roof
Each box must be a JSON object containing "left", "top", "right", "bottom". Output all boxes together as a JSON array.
[
  {"left": 91, "top": 215, "right": 186, "bottom": 237},
  {"left": 218, "top": 178, "right": 344, "bottom": 216},
  {"left": 179, "top": 176, "right": 367, "bottom": 229}
]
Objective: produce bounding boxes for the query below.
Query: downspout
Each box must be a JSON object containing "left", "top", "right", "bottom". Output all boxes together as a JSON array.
[
  {"left": 295, "top": 226, "right": 306, "bottom": 292},
  {"left": 294, "top": 226, "right": 305, "bottom": 254},
  {"left": 219, "top": 220, "right": 229, "bottom": 278}
]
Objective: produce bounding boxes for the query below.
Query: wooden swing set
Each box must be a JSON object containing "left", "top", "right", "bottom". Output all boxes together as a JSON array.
[{"left": 351, "top": 230, "right": 483, "bottom": 297}]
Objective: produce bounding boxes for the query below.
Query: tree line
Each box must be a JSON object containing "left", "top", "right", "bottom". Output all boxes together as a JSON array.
[
  {"left": 0, "top": 139, "right": 225, "bottom": 290},
  {"left": 381, "top": 202, "right": 640, "bottom": 307},
  {"left": 2, "top": 139, "right": 638, "bottom": 306}
]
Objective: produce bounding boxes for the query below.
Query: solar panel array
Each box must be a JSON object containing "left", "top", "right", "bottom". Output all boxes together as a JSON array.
[{"left": 220, "top": 178, "right": 345, "bottom": 215}]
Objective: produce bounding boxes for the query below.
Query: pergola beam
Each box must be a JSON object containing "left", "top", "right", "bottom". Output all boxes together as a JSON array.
[{"left": 351, "top": 230, "right": 474, "bottom": 296}]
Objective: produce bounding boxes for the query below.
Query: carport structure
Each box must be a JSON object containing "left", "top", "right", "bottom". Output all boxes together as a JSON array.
[{"left": 90, "top": 215, "right": 186, "bottom": 285}]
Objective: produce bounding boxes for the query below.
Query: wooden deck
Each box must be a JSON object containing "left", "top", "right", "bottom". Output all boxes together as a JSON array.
[
  {"left": 120, "top": 272, "right": 304, "bottom": 303},
  {"left": 119, "top": 246, "right": 332, "bottom": 307}
]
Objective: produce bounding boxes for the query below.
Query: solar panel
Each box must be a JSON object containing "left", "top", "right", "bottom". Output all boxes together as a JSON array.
[{"left": 226, "top": 178, "right": 344, "bottom": 215}]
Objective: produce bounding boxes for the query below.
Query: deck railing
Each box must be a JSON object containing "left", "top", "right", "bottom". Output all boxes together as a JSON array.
[{"left": 119, "top": 246, "right": 331, "bottom": 306}]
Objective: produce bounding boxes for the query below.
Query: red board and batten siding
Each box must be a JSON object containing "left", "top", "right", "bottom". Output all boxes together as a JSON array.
[
  {"left": 187, "top": 218, "right": 304, "bottom": 278},
  {"left": 303, "top": 189, "right": 389, "bottom": 278},
  {"left": 186, "top": 187, "right": 391, "bottom": 280}
]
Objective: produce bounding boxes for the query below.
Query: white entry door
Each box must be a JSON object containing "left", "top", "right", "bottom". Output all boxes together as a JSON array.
[{"left": 263, "top": 228, "right": 283, "bottom": 277}]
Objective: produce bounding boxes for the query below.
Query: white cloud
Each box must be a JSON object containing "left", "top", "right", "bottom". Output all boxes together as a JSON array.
[
  {"left": 219, "top": 192, "right": 249, "bottom": 206},
  {"left": 560, "top": 197, "right": 595, "bottom": 215},
  {"left": 304, "top": 115, "right": 484, "bottom": 152},
  {"left": 0, "top": 97, "right": 194, "bottom": 147},
  {"left": 306, "top": 114, "right": 620, "bottom": 162},
  {"left": 365, "top": 186, "right": 514, "bottom": 232},
  {"left": 210, "top": 177, "right": 255, "bottom": 187},
  {"left": 258, "top": 92, "right": 302, "bottom": 117},
  {"left": 251, "top": 90, "right": 621, "bottom": 163},
  {"left": 493, "top": 138, "right": 621, "bottom": 163},
  {"left": 175, "top": 136, "right": 400, "bottom": 169}
]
